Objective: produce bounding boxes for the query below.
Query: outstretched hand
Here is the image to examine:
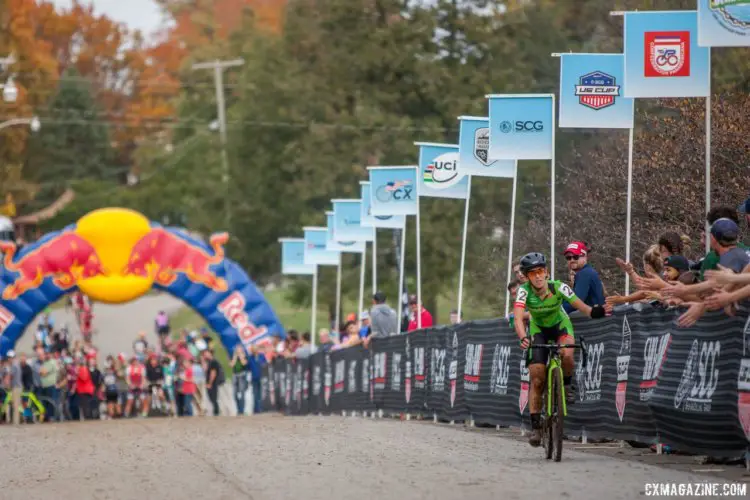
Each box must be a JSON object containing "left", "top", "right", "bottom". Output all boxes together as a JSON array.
[{"left": 704, "top": 265, "right": 738, "bottom": 286}]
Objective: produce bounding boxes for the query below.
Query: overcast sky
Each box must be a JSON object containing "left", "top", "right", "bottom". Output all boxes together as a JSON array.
[{"left": 51, "top": 0, "right": 165, "bottom": 37}]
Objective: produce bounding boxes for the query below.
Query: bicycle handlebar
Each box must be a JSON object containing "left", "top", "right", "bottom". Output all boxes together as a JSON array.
[{"left": 526, "top": 337, "right": 589, "bottom": 368}]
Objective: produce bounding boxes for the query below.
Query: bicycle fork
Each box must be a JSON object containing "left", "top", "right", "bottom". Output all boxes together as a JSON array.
[{"left": 547, "top": 360, "right": 568, "bottom": 418}]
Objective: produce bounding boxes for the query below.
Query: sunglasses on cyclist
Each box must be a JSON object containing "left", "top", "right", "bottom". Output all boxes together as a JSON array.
[
  {"left": 565, "top": 255, "right": 581, "bottom": 261},
  {"left": 526, "top": 268, "right": 546, "bottom": 278}
]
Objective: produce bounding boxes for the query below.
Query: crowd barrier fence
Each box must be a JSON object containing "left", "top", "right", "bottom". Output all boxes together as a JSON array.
[{"left": 260, "top": 305, "right": 750, "bottom": 458}]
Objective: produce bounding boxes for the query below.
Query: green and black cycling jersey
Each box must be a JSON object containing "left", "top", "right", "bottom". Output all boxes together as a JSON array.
[{"left": 514, "top": 280, "right": 578, "bottom": 336}]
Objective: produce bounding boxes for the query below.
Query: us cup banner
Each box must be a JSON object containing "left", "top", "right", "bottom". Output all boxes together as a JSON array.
[
  {"left": 303, "top": 227, "right": 340, "bottom": 266},
  {"left": 279, "top": 238, "right": 316, "bottom": 275},
  {"left": 325, "top": 213, "right": 365, "bottom": 253},
  {"left": 367, "top": 166, "right": 419, "bottom": 217},
  {"left": 623, "top": 10, "right": 710, "bottom": 98},
  {"left": 415, "top": 143, "right": 469, "bottom": 199},
  {"left": 698, "top": 0, "right": 750, "bottom": 47},
  {"left": 359, "top": 181, "right": 406, "bottom": 229},
  {"left": 457, "top": 117, "right": 516, "bottom": 178},
  {"left": 486, "top": 95, "right": 554, "bottom": 161},
  {"left": 332, "top": 200, "right": 374, "bottom": 243},
  {"left": 559, "top": 53, "right": 635, "bottom": 129}
]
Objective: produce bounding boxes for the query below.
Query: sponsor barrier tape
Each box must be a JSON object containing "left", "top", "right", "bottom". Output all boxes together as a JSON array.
[{"left": 260, "top": 305, "right": 749, "bottom": 457}]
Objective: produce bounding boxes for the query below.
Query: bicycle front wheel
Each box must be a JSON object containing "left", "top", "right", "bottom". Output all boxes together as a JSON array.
[
  {"left": 543, "top": 382, "right": 553, "bottom": 460},
  {"left": 552, "top": 367, "right": 564, "bottom": 462}
]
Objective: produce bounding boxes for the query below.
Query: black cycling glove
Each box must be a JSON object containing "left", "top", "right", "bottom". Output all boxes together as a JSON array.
[{"left": 590, "top": 304, "right": 606, "bottom": 319}]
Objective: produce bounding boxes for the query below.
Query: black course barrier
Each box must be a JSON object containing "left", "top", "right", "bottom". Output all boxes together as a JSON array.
[{"left": 260, "top": 305, "right": 750, "bottom": 458}]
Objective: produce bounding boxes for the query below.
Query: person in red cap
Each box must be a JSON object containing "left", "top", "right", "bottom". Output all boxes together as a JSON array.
[{"left": 562, "top": 241, "right": 604, "bottom": 314}]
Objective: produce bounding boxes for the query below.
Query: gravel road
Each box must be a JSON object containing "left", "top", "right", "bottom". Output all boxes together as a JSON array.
[{"left": 1, "top": 414, "right": 746, "bottom": 500}]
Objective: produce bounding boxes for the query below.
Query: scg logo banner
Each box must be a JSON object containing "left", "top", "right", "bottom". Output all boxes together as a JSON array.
[
  {"left": 486, "top": 94, "right": 554, "bottom": 160},
  {"left": 367, "top": 166, "right": 419, "bottom": 216}
]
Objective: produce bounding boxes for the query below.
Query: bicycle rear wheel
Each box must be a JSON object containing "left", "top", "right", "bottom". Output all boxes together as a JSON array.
[{"left": 551, "top": 366, "right": 564, "bottom": 462}]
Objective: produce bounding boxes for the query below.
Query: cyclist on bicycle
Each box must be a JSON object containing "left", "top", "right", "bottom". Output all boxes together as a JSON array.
[
  {"left": 144, "top": 354, "right": 165, "bottom": 415},
  {"left": 512, "top": 252, "right": 608, "bottom": 447}
]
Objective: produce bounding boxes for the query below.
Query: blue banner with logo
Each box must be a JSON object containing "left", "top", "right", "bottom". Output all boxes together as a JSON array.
[
  {"left": 487, "top": 95, "right": 554, "bottom": 161},
  {"left": 325, "top": 212, "right": 366, "bottom": 253},
  {"left": 415, "top": 143, "right": 469, "bottom": 199},
  {"left": 279, "top": 238, "right": 316, "bottom": 275},
  {"left": 698, "top": 0, "right": 750, "bottom": 47},
  {"left": 367, "top": 166, "right": 418, "bottom": 216},
  {"left": 457, "top": 117, "right": 516, "bottom": 178},
  {"left": 359, "top": 181, "right": 406, "bottom": 229},
  {"left": 559, "top": 54, "right": 635, "bottom": 129},
  {"left": 303, "top": 227, "right": 340, "bottom": 266},
  {"left": 624, "top": 11, "right": 710, "bottom": 98},
  {"left": 332, "top": 199, "right": 374, "bottom": 242}
]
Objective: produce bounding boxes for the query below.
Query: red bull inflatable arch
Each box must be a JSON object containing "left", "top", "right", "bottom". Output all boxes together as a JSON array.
[{"left": 0, "top": 208, "right": 285, "bottom": 356}]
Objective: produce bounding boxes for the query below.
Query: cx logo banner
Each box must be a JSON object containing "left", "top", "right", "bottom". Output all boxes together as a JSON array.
[{"left": 367, "top": 166, "right": 419, "bottom": 216}]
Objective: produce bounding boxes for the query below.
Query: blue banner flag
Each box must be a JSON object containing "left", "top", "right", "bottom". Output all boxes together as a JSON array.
[
  {"left": 325, "top": 212, "right": 366, "bottom": 253},
  {"left": 457, "top": 116, "right": 516, "bottom": 178},
  {"left": 359, "top": 181, "right": 406, "bottom": 229},
  {"left": 367, "top": 166, "right": 419, "bottom": 216},
  {"left": 623, "top": 10, "right": 710, "bottom": 98},
  {"left": 415, "top": 143, "right": 469, "bottom": 199},
  {"left": 279, "top": 238, "right": 316, "bottom": 275},
  {"left": 486, "top": 95, "right": 554, "bottom": 160},
  {"left": 698, "top": 0, "right": 750, "bottom": 47},
  {"left": 332, "top": 199, "right": 374, "bottom": 242},
  {"left": 559, "top": 54, "right": 635, "bottom": 129},
  {"left": 303, "top": 227, "right": 340, "bottom": 266}
]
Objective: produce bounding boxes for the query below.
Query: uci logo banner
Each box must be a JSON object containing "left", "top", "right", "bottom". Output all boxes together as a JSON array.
[
  {"left": 698, "top": 0, "right": 750, "bottom": 47},
  {"left": 457, "top": 116, "right": 516, "bottom": 178},
  {"left": 623, "top": 11, "right": 710, "bottom": 98},
  {"left": 486, "top": 95, "right": 554, "bottom": 160},
  {"left": 325, "top": 212, "right": 365, "bottom": 253},
  {"left": 359, "top": 181, "right": 406, "bottom": 229},
  {"left": 332, "top": 199, "right": 374, "bottom": 243},
  {"left": 279, "top": 238, "right": 316, "bottom": 275},
  {"left": 303, "top": 227, "right": 340, "bottom": 266},
  {"left": 415, "top": 142, "right": 469, "bottom": 200},
  {"left": 367, "top": 166, "right": 419, "bottom": 217},
  {"left": 559, "top": 53, "right": 635, "bottom": 129}
]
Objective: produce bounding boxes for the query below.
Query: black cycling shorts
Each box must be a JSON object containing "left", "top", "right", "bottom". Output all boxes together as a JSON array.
[{"left": 527, "top": 322, "right": 573, "bottom": 367}]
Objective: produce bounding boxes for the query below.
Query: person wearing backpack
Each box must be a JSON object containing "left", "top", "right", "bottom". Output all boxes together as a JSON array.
[{"left": 203, "top": 350, "right": 224, "bottom": 416}]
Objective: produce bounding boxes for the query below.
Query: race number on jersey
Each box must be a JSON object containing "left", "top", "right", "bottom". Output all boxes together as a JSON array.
[{"left": 559, "top": 282, "right": 575, "bottom": 300}]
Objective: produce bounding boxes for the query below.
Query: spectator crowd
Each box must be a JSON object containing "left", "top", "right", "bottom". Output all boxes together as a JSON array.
[{"left": 0, "top": 308, "right": 267, "bottom": 424}]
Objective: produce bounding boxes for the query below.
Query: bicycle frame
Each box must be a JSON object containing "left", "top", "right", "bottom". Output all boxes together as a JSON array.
[
  {"left": 530, "top": 341, "right": 588, "bottom": 418},
  {"left": 2, "top": 390, "right": 46, "bottom": 419}
]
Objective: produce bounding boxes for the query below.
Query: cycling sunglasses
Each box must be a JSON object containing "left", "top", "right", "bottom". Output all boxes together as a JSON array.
[
  {"left": 526, "top": 267, "right": 546, "bottom": 278},
  {"left": 565, "top": 254, "right": 581, "bottom": 261}
]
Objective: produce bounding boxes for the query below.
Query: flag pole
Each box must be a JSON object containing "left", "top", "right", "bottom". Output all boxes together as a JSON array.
[
  {"left": 625, "top": 127, "right": 635, "bottom": 295},
  {"left": 358, "top": 246, "right": 366, "bottom": 327},
  {"left": 504, "top": 164, "right": 519, "bottom": 318},
  {"left": 311, "top": 269, "right": 318, "bottom": 348},
  {"left": 457, "top": 176, "right": 472, "bottom": 322}
]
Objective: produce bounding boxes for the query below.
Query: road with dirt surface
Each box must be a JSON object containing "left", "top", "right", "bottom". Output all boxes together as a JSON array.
[{"left": 2, "top": 414, "right": 746, "bottom": 500}]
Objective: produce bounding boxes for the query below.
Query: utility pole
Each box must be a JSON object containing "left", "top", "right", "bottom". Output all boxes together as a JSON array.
[{"left": 191, "top": 58, "right": 244, "bottom": 231}]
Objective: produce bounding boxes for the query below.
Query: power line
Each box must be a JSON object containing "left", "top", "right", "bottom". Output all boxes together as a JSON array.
[{"left": 28, "top": 116, "right": 458, "bottom": 133}]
